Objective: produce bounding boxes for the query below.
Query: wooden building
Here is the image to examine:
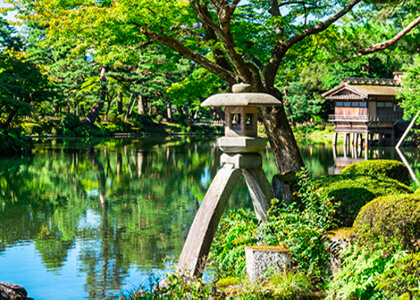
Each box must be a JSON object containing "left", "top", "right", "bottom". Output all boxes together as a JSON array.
[{"left": 323, "top": 72, "right": 407, "bottom": 147}]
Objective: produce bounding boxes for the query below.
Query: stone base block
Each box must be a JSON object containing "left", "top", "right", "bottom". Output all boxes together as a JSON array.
[
  {"left": 220, "top": 153, "right": 262, "bottom": 169},
  {"left": 245, "top": 246, "right": 291, "bottom": 281},
  {"left": 217, "top": 136, "right": 267, "bottom": 153}
]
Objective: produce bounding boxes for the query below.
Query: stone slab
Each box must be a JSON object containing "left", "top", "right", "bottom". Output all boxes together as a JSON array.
[
  {"left": 220, "top": 153, "right": 262, "bottom": 169},
  {"left": 217, "top": 136, "right": 267, "bottom": 153}
]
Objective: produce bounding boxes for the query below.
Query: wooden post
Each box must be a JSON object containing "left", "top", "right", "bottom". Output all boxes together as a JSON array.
[
  {"left": 333, "top": 132, "right": 338, "bottom": 146},
  {"left": 365, "top": 132, "right": 369, "bottom": 149},
  {"left": 345, "top": 133, "right": 350, "bottom": 146}
]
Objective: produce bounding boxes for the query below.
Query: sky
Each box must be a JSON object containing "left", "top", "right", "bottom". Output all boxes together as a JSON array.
[{"left": 0, "top": 0, "right": 18, "bottom": 21}]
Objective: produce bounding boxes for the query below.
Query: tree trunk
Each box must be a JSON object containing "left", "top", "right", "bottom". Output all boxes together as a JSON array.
[
  {"left": 166, "top": 102, "right": 172, "bottom": 119},
  {"left": 213, "top": 107, "right": 225, "bottom": 122},
  {"left": 258, "top": 87, "right": 305, "bottom": 201},
  {"left": 81, "top": 66, "right": 107, "bottom": 127},
  {"left": 5, "top": 109, "right": 17, "bottom": 129},
  {"left": 138, "top": 94, "right": 145, "bottom": 115},
  {"left": 117, "top": 91, "right": 123, "bottom": 115}
]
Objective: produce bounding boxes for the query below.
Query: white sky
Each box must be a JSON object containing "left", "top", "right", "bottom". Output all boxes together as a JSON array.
[{"left": 0, "top": 0, "right": 18, "bottom": 21}]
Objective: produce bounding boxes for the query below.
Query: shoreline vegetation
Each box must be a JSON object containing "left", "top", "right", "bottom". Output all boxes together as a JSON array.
[{"left": 121, "top": 160, "right": 420, "bottom": 299}]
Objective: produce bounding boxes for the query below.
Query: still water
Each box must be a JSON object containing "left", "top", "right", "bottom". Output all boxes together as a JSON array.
[{"left": 0, "top": 137, "right": 418, "bottom": 299}]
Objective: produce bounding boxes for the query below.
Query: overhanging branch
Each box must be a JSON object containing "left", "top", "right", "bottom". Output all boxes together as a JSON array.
[{"left": 358, "top": 15, "right": 420, "bottom": 55}]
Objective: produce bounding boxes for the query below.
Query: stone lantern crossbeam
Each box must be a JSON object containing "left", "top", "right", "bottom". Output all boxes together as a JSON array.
[{"left": 177, "top": 83, "right": 282, "bottom": 278}]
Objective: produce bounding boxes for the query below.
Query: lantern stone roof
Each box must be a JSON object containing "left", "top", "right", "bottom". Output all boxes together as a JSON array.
[
  {"left": 201, "top": 93, "right": 282, "bottom": 107},
  {"left": 202, "top": 83, "right": 282, "bottom": 107}
]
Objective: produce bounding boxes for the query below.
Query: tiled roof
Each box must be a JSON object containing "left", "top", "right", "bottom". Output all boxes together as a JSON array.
[
  {"left": 341, "top": 77, "right": 399, "bottom": 86},
  {"left": 322, "top": 84, "right": 396, "bottom": 100}
]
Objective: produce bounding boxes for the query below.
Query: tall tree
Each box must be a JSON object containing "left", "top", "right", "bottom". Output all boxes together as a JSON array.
[{"left": 7, "top": 0, "right": 420, "bottom": 179}]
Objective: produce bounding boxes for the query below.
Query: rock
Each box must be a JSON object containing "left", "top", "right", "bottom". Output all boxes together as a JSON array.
[{"left": 0, "top": 282, "right": 30, "bottom": 300}]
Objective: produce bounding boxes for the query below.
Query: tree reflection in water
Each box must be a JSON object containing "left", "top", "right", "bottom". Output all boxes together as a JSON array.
[{"left": 0, "top": 137, "right": 256, "bottom": 298}]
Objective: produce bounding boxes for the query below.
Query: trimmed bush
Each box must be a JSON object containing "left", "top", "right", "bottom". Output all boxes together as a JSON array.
[
  {"left": 315, "top": 124, "right": 325, "bottom": 131},
  {"left": 354, "top": 193, "right": 420, "bottom": 252},
  {"left": 340, "top": 159, "right": 410, "bottom": 185},
  {"left": 314, "top": 174, "right": 412, "bottom": 227}
]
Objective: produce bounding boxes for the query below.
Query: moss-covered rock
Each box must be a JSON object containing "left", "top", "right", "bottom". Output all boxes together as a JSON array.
[
  {"left": 354, "top": 194, "right": 420, "bottom": 252},
  {"left": 314, "top": 174, "right": 413, "bottom": 227},
  {"left": 340, "top": 159, "right": 410, "bottom": 185}
]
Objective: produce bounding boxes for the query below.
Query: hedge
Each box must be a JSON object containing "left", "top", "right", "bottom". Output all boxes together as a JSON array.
[
  {"left": 339, "top": 159, "right": 410, "bottom": 185},
  {"left": 314, "top": 174, "right": 412, "bottom": 227},
  {"left": 354, "top": 194, "right": 420, "bottom": 252}
]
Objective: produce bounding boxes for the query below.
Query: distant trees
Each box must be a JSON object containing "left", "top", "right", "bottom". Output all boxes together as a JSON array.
[
  {"left": 0, "top": 17, "right": 54, "bottom": 129},
  {"left": 398, "top": 56, "right": 420, "bottom": 121}
]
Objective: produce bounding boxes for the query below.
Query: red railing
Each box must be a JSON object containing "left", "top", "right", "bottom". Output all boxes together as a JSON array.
[{"left": 329, "top": 114, "right": 403, "bottom": 122}]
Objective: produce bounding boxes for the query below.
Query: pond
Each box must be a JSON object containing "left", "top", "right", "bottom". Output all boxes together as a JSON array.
[{"left": 0, "top": 137, "right": 419, "bottom": 299}]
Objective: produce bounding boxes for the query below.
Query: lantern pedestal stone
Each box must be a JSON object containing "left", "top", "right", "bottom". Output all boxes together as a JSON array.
[
  {"left": 177, "top": 83, "right": 282, "bottom": 277},
  {"left": 245, "top": 246, "right": 291, "bottom": 281}
]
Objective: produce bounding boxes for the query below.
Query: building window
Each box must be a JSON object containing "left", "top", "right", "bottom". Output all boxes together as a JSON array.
[
  {"left": 336, "top": 102, "right": 343, "bottom": 107},
  {"left": 359, "top": 102, "right": 367, "bottom": 107},
  {"left": 377, "top": 102, "right": 385, "bottom": 107},
  {"left": 351, "top": 102, "right": 359, "bottom": 107},
  {"left": 343, "top": 102, "right": 351, "bottom": 107},
  {"left": 385, "top": 102, "right": 393, "bottom": 107}
]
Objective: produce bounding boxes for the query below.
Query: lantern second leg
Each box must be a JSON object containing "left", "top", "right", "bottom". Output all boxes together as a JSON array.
[{"left": 177, "top": 163, "right": 241, "bottom": 277}]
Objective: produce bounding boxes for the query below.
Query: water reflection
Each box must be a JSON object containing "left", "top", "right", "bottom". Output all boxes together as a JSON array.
[{"left": 330, "top": 142, "right": 420, "bottom": 181}]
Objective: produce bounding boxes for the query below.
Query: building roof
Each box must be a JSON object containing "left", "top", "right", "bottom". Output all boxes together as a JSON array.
[{"left": 322, "top": 84, "right": 396, "bottom": 101}]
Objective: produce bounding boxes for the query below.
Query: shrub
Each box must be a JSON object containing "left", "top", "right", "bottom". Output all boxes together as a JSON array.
[
  {"left": 314, "top": 174, "right": 412, "bottom": 227},
  {"left": 327, "top": 244, "right": 390, "bottom": 299},
  {"left": 353, "top": 193, "right": 420, "bottom": 252},
  {"left": 210, "top": 208, "right": 259, "bottom": 277},
  {"left": 60, "top": 113, "right": 81, "bottom": 131},
  {"left": 376, "top": 252, "right": 420, "bottom": 299},
  {"left": 0, "top": 128, "right": 33, "bottom": 156},
  {"left": 340, "top": 159, "right": 410, "bottom": 185},
  {"left": 23, "top": 122, "right": 43, "bottom": 135},
  {"left": 315, "top": 124, "right": 325, "bottom": 131},
  {"left": 262, "top": 169, "right": 337, "bottom": 281},
  {"left": 211, "top": 169, "right": 337, "bottom": 282},
  {"left": 155, "top": 115, "right": 164, "bottom": 123},
  {"left": 325, "top": 125, "right": 335, "bottom": 132}
]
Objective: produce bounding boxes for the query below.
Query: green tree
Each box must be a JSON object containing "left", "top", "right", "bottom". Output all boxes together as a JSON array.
[
  {"left": 398, "top": 55, "right": 420, "bottom": 121},
  {"left": 7, "top": 0, "right": 420, "bottom": 184}
]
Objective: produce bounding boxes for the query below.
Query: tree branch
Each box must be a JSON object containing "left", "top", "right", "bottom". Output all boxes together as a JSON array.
[
  {"left": 358, "top": 15, "right": 420, "bottom": 55},
  {"left": 170, "top": 25, "right": 206, "bottom": 42},
  {"left": 285, "top": 0, "right": 362, "bottom": 47},
  {"left": 263, "top": 0, "right": 362, "bottom": 87},
  {"left": 230, "top": 0, "right": 242, "bottom": 15},
  {"left": 143, "top": 29, "right": 239, "bottom": 85}
]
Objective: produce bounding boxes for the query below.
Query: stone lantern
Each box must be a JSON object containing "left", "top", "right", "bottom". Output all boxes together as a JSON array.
[{"left": 177, "top": 83, "right": 282, "bottom": 278}]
